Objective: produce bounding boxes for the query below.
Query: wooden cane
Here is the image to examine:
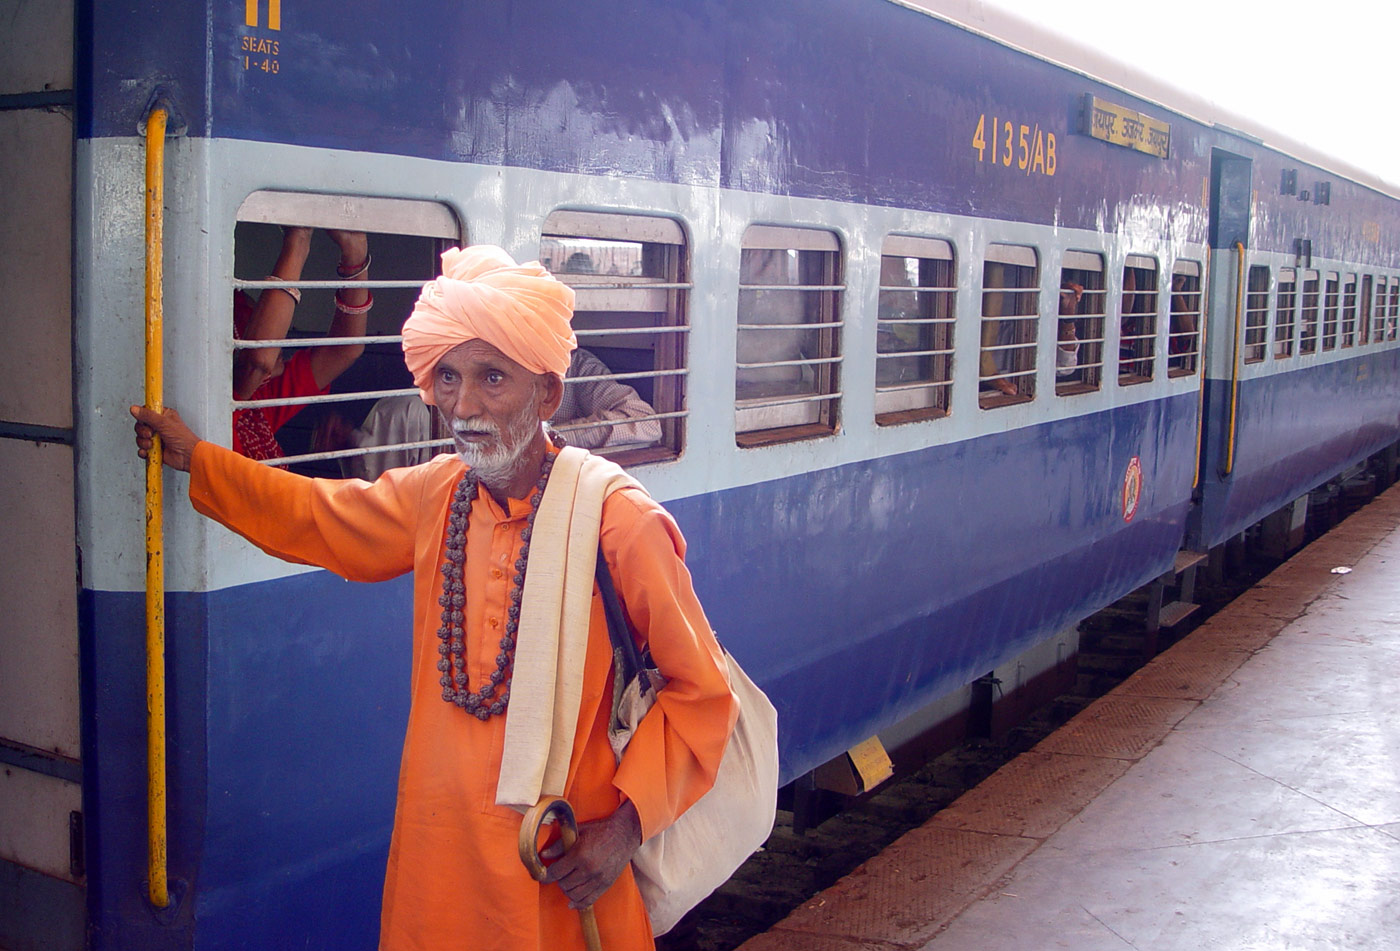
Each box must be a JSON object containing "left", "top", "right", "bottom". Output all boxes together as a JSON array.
[{"left": 519, "top": 795, "right": 603, "bottom": 951}]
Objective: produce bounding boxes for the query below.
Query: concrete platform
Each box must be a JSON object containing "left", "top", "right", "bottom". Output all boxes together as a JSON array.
[{"left": 741, "top": 486, "right": 1400, "bottom": 951}]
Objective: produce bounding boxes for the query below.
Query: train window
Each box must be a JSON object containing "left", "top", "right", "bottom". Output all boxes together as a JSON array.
[
  {"left": 1299, "top": 270, "right": 1320, "bottom": 354},
  {"left": 735, "top": 225, "right": 843, "bottom": 446},
  {"left": 1321, "top": 272, "right": 1339, "bottom": 351},
  {"left": 1243, "top": 266, "right": 1269, "bottom": 364},
  {"left": 979, "top": 244, "right": 1039, "bottom": 408},
  {"left": 1373, "top": 278, "right": 1385, "bottom": 343},
  {"left": 1383, "top": 278, "right": 1392, "bottom": 341},
  {"left": 1274, "top": 268, "right": 1297, "bottom": 359},
  {"left": 1340, "top": 274, "right": 1357, "bottom": 348},
  {"left": 1118, "top": 255, "right": 1158, "bottom": 385},
  {"left": 1359, "top": 275, "right": 1374, "bottom": 345},
  {"left": 1168, "top": 261, "right": 1203, "bottom": 376},
  {"left": 540, "top": 211, "right": 688, "bottom": 465},
  {"left": 231, "top": 191, "right": 462, "bottom": 476},
  {"left": 1387, "top": 279, "right": 1399, "bottom": 341},
  {"left": 1057, "top": 251, "right": 1106, "bottom": 395},
  {"left": 1379, "top": 278, "right": 1389, "bottom": 342},
  {"left": 1389, "top": 279, "right": 1400, "bottom": 340},
  {"left": 875, "top": 236, "right": 955, "bottom": 425}
]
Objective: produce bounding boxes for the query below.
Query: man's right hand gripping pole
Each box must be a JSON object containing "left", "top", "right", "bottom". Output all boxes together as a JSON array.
[{"left": 131, "top": 405, "right": 200, "bottom": 472}]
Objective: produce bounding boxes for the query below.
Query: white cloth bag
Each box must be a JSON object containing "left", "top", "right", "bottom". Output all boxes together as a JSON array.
[{"left": 598, "top": 560, "right": 780, "bottom": 936}]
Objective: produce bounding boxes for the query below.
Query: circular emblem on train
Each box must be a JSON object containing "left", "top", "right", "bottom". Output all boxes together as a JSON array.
[{"left": 1122, "top": 456, "right": 1143, "bottom": 523}]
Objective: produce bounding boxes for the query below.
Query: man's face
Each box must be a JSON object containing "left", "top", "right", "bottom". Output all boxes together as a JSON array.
[{"left": 432, "top": 340, "right": 557, "bottom": 487}]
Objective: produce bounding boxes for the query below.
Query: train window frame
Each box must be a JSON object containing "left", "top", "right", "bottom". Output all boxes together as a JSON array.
[
  {"left": 1118, "top": 254, "right": 1159, "bottom": 386},
  {"left": 978, "top": 243, "right": 1040, "bottom": 409},
  {"left": 1372, "top": 277, "right": 1384, "bottom": 344},
  {"left": 1380, "top": 277, "right": 1389, "bottom": 343},
  {"left": 875, "top": 235, "right": 956, "bottom": 426},
  {"left": 1299, "top": 270, "right": 1320, "bottom": 355},
  {"left": 735, "top": 225, "right": 843, "bottom": 448},
  {"left": 1168, "top": 260, "right": 1203, "bottom": 376},
  {"left": 1359, "top": 275, "right": 1374, "bottom": 345},
  {"left": 1381, "top": 276, "right": 1391, "bottom": 341},
  {"left": 1387, "top": 278, "right": 1398, "bottom": 341},
  {"left": 1389, "top": 278, "right": 1400, "bottom": 341},
  {"left": 539, "top": 210, "right": 690, "bottom": 466},
  {"left": 1321, "top": 271, "right": 1340, "bottom": 351},
  {"left": 1274, "top": 267, "right": 1297, "bottom": 359},
  {"left": 1243, "top": 265, "right": 1270, "bottom": 364},
  {"left": 230, "top": 191, "right": 463, "bottom": 474},
  {"left": 1057, "top": 250, "right": 1106, "bottom": 396},
  {"left": 1340, "top": 273, "right": 1357, "bottom": 348}
]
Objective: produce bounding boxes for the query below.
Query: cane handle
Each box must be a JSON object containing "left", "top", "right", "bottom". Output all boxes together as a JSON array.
[{"left": 518, "top": 796, "right": 603, "bottom": 951}]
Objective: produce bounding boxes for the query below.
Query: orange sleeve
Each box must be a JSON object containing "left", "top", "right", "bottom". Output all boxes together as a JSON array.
[
  {"left": 188, "top": 440, "right": 423, "bottom": 583},
  {"left": 600, "top": 488, "right": 739, "bottom": 842}
]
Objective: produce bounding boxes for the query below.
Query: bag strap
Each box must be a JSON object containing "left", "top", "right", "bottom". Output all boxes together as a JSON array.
[{"left": 595, "top": 543, "right": 645, "bottom": 681}]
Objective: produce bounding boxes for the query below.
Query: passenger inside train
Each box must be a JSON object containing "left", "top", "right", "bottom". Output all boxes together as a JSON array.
[
  {"left": 978, "top": 246, "right": 1039, "bottom": 406},
  {"left": 1056, "top": 280, "right": 1084, "bottom": 381},
  {"left": 232, "top": 226, "right": 372, "bottom": 460},
  {"left": 1168, "top": 269, "right": 1201, "bottom": 374},
  {"left": 1055, "top": 255, "right": 1107, "bottom": 395},
  {"left": 1118, "top": 259, "right": 1157, "bottom": 383}
]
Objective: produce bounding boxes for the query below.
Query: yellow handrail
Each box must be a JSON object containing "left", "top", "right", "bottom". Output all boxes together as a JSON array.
[
  {"left": 1224, "top": 242, "right": 1245, "bottom": 476},
  {"left": 144, "top": 106, "right": 169, "bottom": 909}
]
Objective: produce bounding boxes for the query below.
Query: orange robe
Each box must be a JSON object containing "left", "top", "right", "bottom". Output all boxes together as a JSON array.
[{"left": 188, "top": 441, "right": 738, "bottom": 950}]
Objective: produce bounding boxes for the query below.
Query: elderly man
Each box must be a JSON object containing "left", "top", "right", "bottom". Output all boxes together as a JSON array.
[{"left": 132, "top": 246, "right": 738, "bottom": 950}]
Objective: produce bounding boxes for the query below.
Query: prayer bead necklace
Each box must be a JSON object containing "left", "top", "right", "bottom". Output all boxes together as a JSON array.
[{"left": 436, "top": 446, "right": 558, "bottom": 719}]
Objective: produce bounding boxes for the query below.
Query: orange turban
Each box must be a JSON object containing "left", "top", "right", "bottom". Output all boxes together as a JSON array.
[{"left": 402, "top": 245, "right": 577, "bottom": 405}]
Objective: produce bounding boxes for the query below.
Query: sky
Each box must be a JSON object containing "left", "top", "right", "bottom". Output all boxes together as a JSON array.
[{"left": 978, "top": 0, "right": 1400, "bottom": 189}]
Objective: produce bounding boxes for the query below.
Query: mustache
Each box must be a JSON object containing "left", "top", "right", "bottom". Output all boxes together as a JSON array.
[{"left": 450, "top": 417, "right": 501, "bottom": 437}]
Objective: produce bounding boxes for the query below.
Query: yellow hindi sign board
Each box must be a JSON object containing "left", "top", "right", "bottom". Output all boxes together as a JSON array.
[{"left": 1082, "top": 95, "right": 1170, "bottom": 159}]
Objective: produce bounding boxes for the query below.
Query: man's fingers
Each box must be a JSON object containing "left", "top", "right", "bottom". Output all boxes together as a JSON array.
[
  {"left": 538, "top": 836, "right": 566, "bottom": 866},
  {"left": 128, "top": 405, "right": 196, "bottom": 472},
  {"left": 566, "top": 878, "right": 606, "bottom": 910},
  {"left": 554, "top": 867, "right": 603, "bottom": 909},
  {"left": 540, "top": 854, "right": 599, "bottom": 901},
  {"left": 132, "top": 407, "right": 159, "bottom": 446},
  {"left": 538, "top": 847, "right": 571, "bottom": 883},
  {"left": 131, "top": 404, "right": 172, "bottom": 432}
]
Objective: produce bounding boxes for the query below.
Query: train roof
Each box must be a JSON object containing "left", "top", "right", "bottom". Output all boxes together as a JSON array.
[{"left": 893, "top": 0, "right": 1400, "bottom": 199}]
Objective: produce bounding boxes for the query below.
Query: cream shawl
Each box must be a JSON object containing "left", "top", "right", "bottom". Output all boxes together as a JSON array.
[{"left": 495, "top": 445, "right": 644, "bottom": 811}]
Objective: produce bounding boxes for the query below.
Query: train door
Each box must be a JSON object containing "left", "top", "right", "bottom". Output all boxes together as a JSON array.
[
  {"left": 0, "top": 3, "right": 87, "bottom": 949},
  {"left": 1189, "top": 149, "right": 1253, "bottom": 545}
]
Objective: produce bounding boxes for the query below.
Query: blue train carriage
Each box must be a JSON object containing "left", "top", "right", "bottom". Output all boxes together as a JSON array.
[
  {"left": 1190, "top": 150, "right": 1400, "bottom": 551},
  {"left": 5, "top": 0, "right": 1400, "bottom": 949}
]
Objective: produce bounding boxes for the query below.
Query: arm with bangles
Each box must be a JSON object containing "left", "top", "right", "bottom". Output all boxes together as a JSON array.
[
  {"left": 234, "top": 228, "right": 372, "bottom": 399},
  {"left": 310, "top": 229, "right": 372, "bottom": 389},
  {"left": 234, "top": 226, "right": 311, "bottom": 400}
]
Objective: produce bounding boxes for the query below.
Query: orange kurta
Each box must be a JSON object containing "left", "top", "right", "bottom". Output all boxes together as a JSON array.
[{"left": 188, "top": 441, "right": 738, "bottom": 951}]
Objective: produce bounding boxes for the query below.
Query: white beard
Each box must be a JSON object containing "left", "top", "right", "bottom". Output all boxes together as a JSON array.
[{"left": 448, "top": 403, "right": 541, "bottom": 493}]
